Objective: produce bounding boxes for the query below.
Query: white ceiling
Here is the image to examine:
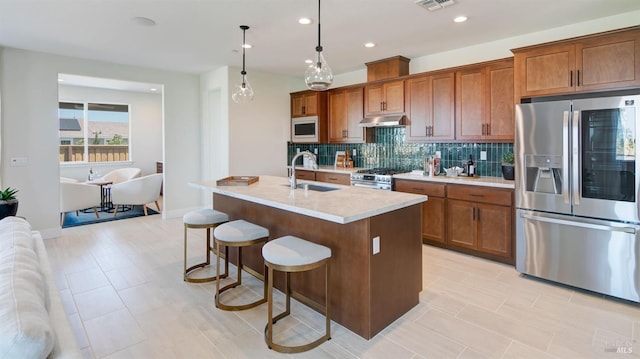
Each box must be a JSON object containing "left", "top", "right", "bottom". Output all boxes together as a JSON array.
[{"left": 1, "top": 0, "right": 640, "bottom": 79}]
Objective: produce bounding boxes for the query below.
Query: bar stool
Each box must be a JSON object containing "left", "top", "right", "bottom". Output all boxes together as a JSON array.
[
  {"left": 262, "top": 235, "right": 332, "bottom": 353},
  {"left": 183, "top": 209, "right": 229, "bottom": 283},
  {"left": 213, "top": 219, "right": 269, "bottom": 311}
]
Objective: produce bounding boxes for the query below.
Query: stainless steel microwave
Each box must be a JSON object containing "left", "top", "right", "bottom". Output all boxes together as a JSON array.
[{"left": 291, "top": 116, "right": 319, "bottom": 143}]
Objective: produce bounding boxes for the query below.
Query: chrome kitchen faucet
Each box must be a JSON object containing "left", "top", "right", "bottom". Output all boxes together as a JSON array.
[{"left": 290, "top": 151, "right": 317, "bottom": 190}]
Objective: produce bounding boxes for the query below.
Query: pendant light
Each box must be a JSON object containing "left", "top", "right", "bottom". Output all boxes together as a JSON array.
[
  {"left": 304, "top": 0, "right": 333, "bottom": 91},
  {"left": 232, "top": 25, "right": 254, "bottom": 103}
]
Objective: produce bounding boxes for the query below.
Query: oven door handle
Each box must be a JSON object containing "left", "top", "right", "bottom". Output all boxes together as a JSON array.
[{"left": 352, "top": 182, "right": 385, "bottom": 190}]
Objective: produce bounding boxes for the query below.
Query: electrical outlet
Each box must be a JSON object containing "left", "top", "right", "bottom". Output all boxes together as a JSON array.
[
  {"left": 313, "top": 148, "right": 318, "bottom": 154},
  {"left": 480, "top": 151, "right": 487, "bottom": 161},
  {"left": 296, "top": 148, "right": 300, "bottom": 154},
  {"left": 352, "top": 149, "right": 357, "bottom": 156},
  {"left": 435, "top": 151, "right": 441, "bottom": 157},
  {"left": 372, "top": 236, "right": 380, "bottom": 255},
  {"left": 10, "top": 157, "right": 28, "bottom": 167}
]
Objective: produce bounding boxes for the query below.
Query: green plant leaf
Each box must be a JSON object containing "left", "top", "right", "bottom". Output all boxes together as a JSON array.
[{"left": 0, "top": 187, "right": 19, "bottom": 201}]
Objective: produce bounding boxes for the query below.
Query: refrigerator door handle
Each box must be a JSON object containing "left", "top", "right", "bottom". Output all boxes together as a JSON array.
[
  {"left": 562, "top": 111, "right": 570, "bottom": 204},
  {"left": 520, "top": 212, "right": 637, "bottom": 234},
  {"left": 572, "top": 110, "right": 580, "bottom": 205}
]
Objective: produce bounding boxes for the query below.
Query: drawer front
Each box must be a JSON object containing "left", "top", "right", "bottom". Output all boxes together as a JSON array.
[
  {"left": 394, "top": 179, "right": 446, "bottom": 197},
  {"left": 315, "top": 172, "right": 350, "bottom": 185},
  {"left": 295, "top": 170, "right": 316, "bottom": 181},
  {"left": 447, "top": 184, "right": 512, "bottom": 206}
]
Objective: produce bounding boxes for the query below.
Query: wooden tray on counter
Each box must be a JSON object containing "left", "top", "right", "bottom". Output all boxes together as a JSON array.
[{"left": 216, "top": 176, "right": 259, "bottom": 186}]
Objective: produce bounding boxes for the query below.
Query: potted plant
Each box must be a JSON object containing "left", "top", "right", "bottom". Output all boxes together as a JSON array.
[
  {"left": 501, "top": 151, "right": 515, "bottom": 180},
  {"left": 0, "top": 187, "right": 19, "bottom": 220}
]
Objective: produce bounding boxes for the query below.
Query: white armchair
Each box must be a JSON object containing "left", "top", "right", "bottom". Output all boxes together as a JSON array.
[
  {"left": 102, "top": 167, "right": 141, "bottom": 184},
  {"left": 110, "top": 173, "right": 162, "bottom": 216},
  {"left": 59, "top": 182, "right": 101, "bottom": 226}
]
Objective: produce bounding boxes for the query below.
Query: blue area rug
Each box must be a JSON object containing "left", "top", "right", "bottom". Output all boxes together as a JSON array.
[{"left": 62, "top": 206, "right": 159, "bottom": 228}]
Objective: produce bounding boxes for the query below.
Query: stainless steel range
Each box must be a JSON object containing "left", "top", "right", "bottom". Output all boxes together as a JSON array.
[{"left": 350, "top": 168, "right": 407, "bottom": 190}]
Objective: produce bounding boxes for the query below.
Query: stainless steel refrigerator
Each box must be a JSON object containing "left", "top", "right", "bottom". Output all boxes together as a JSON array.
[{"left": 515, "top": 94, "right": 640, "bottom": 302}]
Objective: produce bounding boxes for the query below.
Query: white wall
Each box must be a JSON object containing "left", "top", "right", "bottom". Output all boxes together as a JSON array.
[
  {"left": 199, "top": 66, "right": 297, "bottom": 206},
  {"left": 58, "top": 85, "right": 162, "bottom": 180},
  {"left": 0, "top": 48, "right": 200, "bottom": 237},
  {"left": 227, "top": 68, "right": 294, "bottom": 177},
  {"left": 331, "top": 11, "right": 640, "bottom": 86}
]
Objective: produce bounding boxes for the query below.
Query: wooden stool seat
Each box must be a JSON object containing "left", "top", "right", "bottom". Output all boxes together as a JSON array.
[
  {"left": 213, "top": 220, "right": 269, "bottom": 311},
  {"left": 262, "top": 235, "right": 332, "bottom": 353},
  {"left": 183, "top": 209, "right": 228, "bottom": 283}
]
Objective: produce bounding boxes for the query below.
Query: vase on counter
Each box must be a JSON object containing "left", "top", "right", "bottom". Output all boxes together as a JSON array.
[{"left": 501, "top": 164, "right": 515, "bottom": 180}]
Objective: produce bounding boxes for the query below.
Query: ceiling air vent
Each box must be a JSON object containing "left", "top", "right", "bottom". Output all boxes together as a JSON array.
[{"left": 415, "top": 0, "right": 455, "bottom": 11}]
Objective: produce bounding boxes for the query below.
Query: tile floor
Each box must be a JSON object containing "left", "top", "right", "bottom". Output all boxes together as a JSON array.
[{"left": 46, "top": 214, "right": 640, "bottom": 358}]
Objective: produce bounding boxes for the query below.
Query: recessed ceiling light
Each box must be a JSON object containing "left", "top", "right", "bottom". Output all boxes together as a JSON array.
[
  {"left": 365, "top": 42, "right": 376, "bottom": 48},
  {"left": 57, "top": 78, "right": 64, "bottom": 82},
  {"left": 298, "top": 17, "right": 312, "bottom": 25},
  {"left": 454, "top": 16, "right": 467, "bottom": 23},
  {"left": 150, "top": 88, "right": 158, "bottom": 92},
  {"left": 305, "top": 59, "right": 313, "bottom": 64},
  {"left": 132, "top": 16, "right": 157, "bottom": 26},
  {"left": 242, "top": 44, "right": 252, "bottom": 49}
]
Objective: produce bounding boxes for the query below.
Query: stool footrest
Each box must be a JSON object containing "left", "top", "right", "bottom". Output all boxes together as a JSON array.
[
  {"left": 264, "top": 320, "right": 331, "bottom": 353},
  {"left": 184, "top": 261, "right": 229, "bottom": 283}
]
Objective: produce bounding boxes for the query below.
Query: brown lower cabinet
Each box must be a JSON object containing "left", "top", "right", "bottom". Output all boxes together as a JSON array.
[
  {"left": 394, "top": 180, "right": 445, "bottom": 244},
  {"left": 293, "top": 169, "right": 316, "bottom": 181},
  {"left": 395, "top": 179, "right": 514, "bottom": 264},
  {"left": 315, "top": 171, "right": 351, "bottom": 185},
  {"left": 293, "top": 170, "right": 351, "bottom": 185}
]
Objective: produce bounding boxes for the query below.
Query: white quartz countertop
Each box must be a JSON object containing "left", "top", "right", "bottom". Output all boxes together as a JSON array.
[
  {"left": 190, "top": 175, "right": 427, "bottom": 224},
  {"left": 393, "top": 173, "right": 515, "bottom": 189}
]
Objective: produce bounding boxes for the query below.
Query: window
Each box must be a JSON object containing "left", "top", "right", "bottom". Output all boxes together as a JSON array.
[{"left": 58, "top": 101, "right": 130, "bottom": 163}]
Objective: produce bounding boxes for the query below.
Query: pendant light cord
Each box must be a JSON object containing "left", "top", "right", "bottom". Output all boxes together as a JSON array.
[
  {"left": 240, "top": 25, "right": 249, "bottom": 85},
  {"left": 316, "top": 0, "right": 322, "bottom": 53}
]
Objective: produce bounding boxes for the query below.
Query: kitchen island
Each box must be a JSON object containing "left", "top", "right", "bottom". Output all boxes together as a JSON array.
[{"left": 190, "top": 175, "right": 427, "bottom": 339}]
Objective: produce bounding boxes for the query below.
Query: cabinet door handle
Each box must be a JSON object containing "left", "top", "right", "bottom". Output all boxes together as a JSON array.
[
  {"left": 570, "top": 70, "right": 573, "bottom": 87},
  {"left": 469, "top": 194, "right": 484, "bottom": 197},
  {"left": 472, "top": 207, "right": 476, "bottom": 221},
  {"left": 486, "top": 123, "right": 490, "bottom": 135},
  {"left": 577, "top": 70, "right": 580, "bottom": 86},
  {"left": 482, "top": 124, "right": 486, "bottom": 135},
  {"left": 380, "top": 102, "right": 383, "bottom": 111},
  {"left": 476, "top": 208, "right": 480, "bottom": 221},
  {"left": 342, "top": 130, "right": 348, "bottom": 138},
  {"left": 412, "top": 187, "right": 424, "bottom": 192},
  {"left": 302, "top": 106, "right": 306, "bottom": 115}
]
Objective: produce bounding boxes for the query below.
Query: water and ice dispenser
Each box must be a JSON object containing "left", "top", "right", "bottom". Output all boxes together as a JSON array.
[{"left": 524, "top": 155, "right": 563, "bottom": 194}]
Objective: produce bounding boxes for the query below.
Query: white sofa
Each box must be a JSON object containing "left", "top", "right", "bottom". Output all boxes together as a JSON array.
[{"left": 0, "top": 217, "right": 81, "bottom": 358}]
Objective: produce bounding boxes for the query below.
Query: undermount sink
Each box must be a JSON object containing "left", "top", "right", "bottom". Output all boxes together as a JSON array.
[{"left": 284, "top": 183, "right": 341, "bottom": 192}]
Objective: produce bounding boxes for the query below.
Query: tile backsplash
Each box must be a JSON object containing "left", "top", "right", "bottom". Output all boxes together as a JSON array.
[{"left": 288, "top": 127, "right": 513, "bottom": 178}]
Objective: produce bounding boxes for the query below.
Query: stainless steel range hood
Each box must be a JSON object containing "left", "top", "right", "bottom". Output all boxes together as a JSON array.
[{"left": 358, "top": 115, "right": 407, "bottom": 127}]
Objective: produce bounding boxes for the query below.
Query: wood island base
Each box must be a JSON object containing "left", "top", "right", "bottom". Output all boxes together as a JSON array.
[{"left": 213, "top": 193, "right": 422, "bottom": 340}]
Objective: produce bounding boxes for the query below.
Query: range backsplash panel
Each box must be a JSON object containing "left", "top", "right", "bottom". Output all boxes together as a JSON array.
[{"left": 288, "top": 127, "right": 513, "bottom": 178}]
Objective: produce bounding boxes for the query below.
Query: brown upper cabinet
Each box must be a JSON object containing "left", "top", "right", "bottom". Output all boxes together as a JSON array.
[
  {"left": 365, "top": 80, "right": 405, "bottom": 117},
  {"left": 365, "top": 56, "right": 410, "bottom": 82},
  {"left": 291, "top": 91, "right": 322, "bottom": 117},
  {"left": 455, "top": 58, "right": 514, "bottom": 141},
  {"left": 405, "top": 72, "right": 455, "bottom": 142},
  {"left": 513, "top": 26, "right": 640, "bottom": 98},
  {"left": 328, "top": 86, "right": 365, "bottom": 143}
]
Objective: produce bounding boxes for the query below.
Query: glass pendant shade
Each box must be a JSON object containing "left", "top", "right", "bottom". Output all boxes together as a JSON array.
[
  {"left": 232, "top": 75, "right": 254, "bottom": 103},
  {"left": 305, "top": 0, "right": 333, "bottom": 91},
  {"left": 305, "top": 51, "right": 333, "bottom": 91},
  {"left": 232, "top": 25, "right": 254, "bottom": 104}
]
